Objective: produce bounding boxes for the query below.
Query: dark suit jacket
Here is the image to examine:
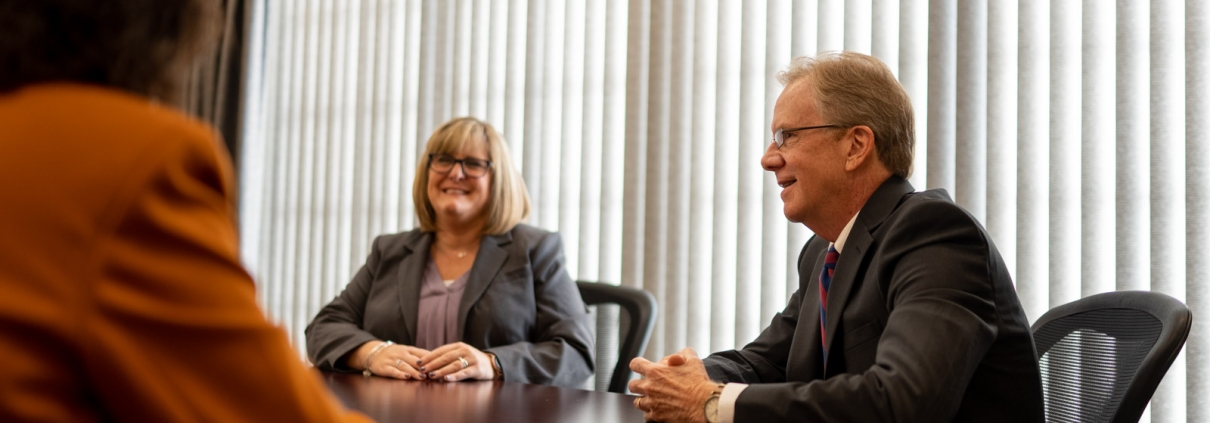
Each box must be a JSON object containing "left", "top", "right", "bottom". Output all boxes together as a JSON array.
[
  {"left": 704, "top": 177, "right": 1045, "bottom": 422},
  {"left": 305, "top": 224, "right": 595, "bottom": 387}
]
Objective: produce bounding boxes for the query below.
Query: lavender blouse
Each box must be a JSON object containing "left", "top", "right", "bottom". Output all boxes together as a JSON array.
[{"left": 414, "top": 258, "right": 469, "bottom": 351}]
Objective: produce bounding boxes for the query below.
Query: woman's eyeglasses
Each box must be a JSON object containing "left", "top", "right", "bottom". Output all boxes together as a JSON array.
[{"left": 428, "top": 153, "right": 492, "bottom": 178}]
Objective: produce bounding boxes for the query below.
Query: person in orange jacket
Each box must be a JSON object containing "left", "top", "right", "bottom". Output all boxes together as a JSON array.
[{"left": 0, "top": 1, "right": 370, "bottom": 421}]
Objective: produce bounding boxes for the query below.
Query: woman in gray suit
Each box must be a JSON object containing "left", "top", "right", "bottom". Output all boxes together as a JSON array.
[{"left": 306, "top": 117, "right": 594, "bottom": 387}]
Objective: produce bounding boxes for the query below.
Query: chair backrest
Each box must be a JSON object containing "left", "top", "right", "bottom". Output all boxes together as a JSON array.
[
  {"left": 576, "top": 281, "right": 657, "bottom": 394},
  {"left": 1030, "top": 290, "right": 1192, "bottom": 423}
]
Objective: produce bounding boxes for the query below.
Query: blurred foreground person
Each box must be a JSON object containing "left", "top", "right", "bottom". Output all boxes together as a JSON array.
[{"left": 0, "top": 1, "right": 369, "bottom": 421}]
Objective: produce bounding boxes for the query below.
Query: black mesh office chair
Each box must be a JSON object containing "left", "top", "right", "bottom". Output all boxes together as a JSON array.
[
  {"left": 1031, "top": 291, "right": 1192, "bottom": 423},
  {"left": 576, "top": 281, "right": 657, "bottom": 394}
]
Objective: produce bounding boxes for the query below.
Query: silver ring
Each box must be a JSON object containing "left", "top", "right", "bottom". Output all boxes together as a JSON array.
[
  {"left": 395, "top": 358, "right": 403, "bottom": 367},
  {"left": 458, "top": 356, "right": 469, "bottom": 369}
]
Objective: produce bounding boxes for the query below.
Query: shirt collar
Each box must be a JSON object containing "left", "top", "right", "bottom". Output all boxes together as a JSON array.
[{"left": 832, "top": 212, "right": 859, "bottom": 254}]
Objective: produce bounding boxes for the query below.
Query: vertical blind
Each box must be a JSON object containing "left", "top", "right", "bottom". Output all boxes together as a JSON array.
[{"left": 239, "top": 0, "right": 1208, "bottom": 420}]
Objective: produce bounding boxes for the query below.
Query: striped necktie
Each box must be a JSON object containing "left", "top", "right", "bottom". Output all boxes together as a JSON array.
[{"left": 819, "top": 245, "right": 839, "bottom": 361}]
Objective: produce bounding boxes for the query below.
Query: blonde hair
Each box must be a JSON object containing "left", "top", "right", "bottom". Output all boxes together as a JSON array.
[
  {"left": 778, "top": 51, "right": 915, "bottom": 178},
  {"left": 412, "top": 117, "right": 530, "bottom": 234}
]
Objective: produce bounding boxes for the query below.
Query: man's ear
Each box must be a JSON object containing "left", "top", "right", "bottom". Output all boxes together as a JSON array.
[{"left": 844, "top": 125, "right": 877, "bottom": 171}]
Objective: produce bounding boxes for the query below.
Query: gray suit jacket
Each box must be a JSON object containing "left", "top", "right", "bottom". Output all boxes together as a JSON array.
[
  {"left": 705, "top": 177, "right": 1045, "bottom": 422},
  {"left": 305, "top": 224, "right": 595, "bottom": 387}
]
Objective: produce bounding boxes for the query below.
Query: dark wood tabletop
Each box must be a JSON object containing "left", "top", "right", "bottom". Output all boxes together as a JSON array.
[{"left": 322, "top": 371, "right": 645, "bottom": 423}]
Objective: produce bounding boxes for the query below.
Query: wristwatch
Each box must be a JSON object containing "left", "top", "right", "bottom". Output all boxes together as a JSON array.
[
  {"left": 486, "top": 352, "right": 504, "bottom": 380},
  {"left": 703, "top": 383, "right": 725, "bottom": 423}
]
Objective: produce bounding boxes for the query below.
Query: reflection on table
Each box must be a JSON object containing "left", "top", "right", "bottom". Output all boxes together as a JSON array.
[{"left": 322, "top": 371, "right": 644, "bottom": 423}]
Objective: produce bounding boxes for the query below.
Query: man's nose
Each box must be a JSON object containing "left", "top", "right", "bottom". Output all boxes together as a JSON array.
[{"left": 760, "top": 142, "right": 784, "bottom": 171}]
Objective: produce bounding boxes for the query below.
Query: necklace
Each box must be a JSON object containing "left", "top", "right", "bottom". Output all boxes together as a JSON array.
[{"left": 435, "top": 242, "right": 472, "bottom": 259}]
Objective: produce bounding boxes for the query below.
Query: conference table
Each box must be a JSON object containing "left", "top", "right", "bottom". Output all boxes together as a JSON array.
[{"left": 323, "top": 371, "right": 646, "bottom": 422}]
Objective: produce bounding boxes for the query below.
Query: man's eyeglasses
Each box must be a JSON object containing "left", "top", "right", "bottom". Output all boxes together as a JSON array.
[
  {"left": 428, "top": 153, "right": 492, "bottom": 178},
  {"left": 771, "top": 124, "right": 844, "bottom": 148}
]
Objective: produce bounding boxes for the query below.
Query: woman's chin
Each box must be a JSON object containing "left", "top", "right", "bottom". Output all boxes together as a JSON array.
[{"left": 434, "top": 206, "right": 484, "bottom": 224}]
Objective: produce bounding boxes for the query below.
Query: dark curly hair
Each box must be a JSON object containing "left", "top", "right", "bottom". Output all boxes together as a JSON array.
[{"left": 0, "top": 0, "right": 220, "bottom": 103}]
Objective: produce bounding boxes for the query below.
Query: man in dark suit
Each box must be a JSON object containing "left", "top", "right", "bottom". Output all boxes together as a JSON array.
[{"left": 628, "top": 51, "right": 1045, "bottom": 423}]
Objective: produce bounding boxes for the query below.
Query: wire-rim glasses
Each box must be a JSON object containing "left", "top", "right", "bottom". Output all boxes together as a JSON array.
[
  {"left": 771, "top": 124, "right": 844, "bottom": 148},
  {"left": 428, "top": 153, "right": 492, "bottom": 178}
]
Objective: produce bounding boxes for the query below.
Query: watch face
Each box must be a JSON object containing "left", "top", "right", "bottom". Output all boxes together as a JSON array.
[{"left": 705, "top": 395, "right": 721, "bottom": 423}]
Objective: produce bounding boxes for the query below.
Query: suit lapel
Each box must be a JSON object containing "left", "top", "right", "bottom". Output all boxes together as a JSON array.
[
  {"left": 821, "top": 224, "right": 872, "bottom": 371},
  {"left": 456, "top": 230, "right": 511, "bottom": 339},
  {"left": 396, "top": 231, "right": 433, "bottom": 345},
  {"left": 820, "top": 177, "right": 914, "bottom": 372}
]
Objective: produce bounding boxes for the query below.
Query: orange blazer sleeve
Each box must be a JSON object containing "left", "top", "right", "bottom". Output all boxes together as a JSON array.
[
  {"left": 82, "top": 119, "right": 369, "bottom": 422},
  {"left": 0, "top": 84, "right": 370, "bottom": 422}
]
